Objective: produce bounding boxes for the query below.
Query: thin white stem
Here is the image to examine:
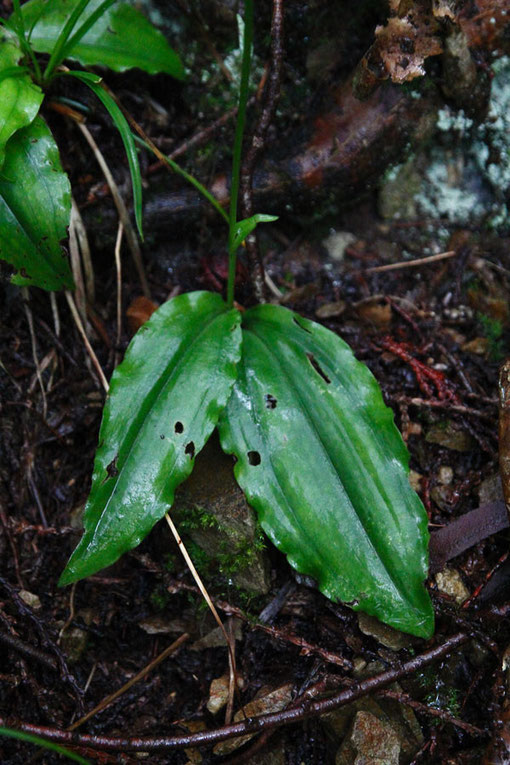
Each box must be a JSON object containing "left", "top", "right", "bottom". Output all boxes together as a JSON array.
[{"left": 65, "top": 291, "right": 108, "bottom": 393}]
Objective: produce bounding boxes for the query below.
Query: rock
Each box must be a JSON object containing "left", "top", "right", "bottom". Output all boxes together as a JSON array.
[
  {"left": 437, "top": 466, "right": 454, "bottom": 485},
  {"left": 378, "top": 158, "right": 422, "bottom": 220},
  {"left": 213, "top": 683, "right": 293, "bottom": 756},
  {"left": 173, "top": 434, "right": 270, "bottom": 595},
  {"left": 18, "top": 590, "right": 41, "bottom": 610},
  {"left": 435, "top": 567, "right": 469, "bottom": 604},
  {"left": 61, "top": 608, "right": 93, "bottom": 664},
  {"left": 336, "top": 710, "right": 400, "bottom": 765},
  {"left": 323, "top": 230, "right": 356, "bottom": 261},
  {"left": 190, "top": 619, "right": 243, "bottom": 651},
  {"left": 425, "top": 421, "right": 475, "bottom": 452},
  {"left": 207, "top": 672, "right": 245, "bottom": 715},
  {"left": 357, "top": 613, "right": 411, "bottom": 651},
  {"left": 478, "top": 473, "right": 504, "bottom": 505},
  {"left": 324, "top": 667, "right": 422, "bottom": 763}
]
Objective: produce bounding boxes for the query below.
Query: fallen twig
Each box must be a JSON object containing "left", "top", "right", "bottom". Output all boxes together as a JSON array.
[{"left": 1, "top": 632, "right": 469, "bottom": 752}]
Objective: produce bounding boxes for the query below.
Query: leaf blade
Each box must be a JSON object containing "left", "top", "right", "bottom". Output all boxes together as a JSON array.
[
  {"left": 218, "top": 305, "right": 434, "bottom": 638},
  {"left": 0, "top": 29, "right": 43, "bottom": 169},
  {"left": 0, "top": 115, "right": 73, "bottom": 290},
  {"left": 64, "top": 70, "right": 143, "bottom": 239},
  {"left": 60, "top": 291, "right": 242, "bottom": 585},
  {"left": 21, "top": 0, "right": 184, "bottom": 78}
]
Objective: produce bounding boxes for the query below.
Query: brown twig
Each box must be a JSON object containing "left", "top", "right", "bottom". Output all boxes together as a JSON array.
[
  {"left": 1, "top": 632, "right": 469, "bottom": 752},
  {"left": 364, "top": 250, "right": 456, "bottom": 274},
  {"left": 240, "top": 0, "right": 284, "bottom": 302},
  {"left": 0, "top": 576, "right": 84, "bottom": 710},
  {"left": 68, "top": 633, "right": 189, "bottom": 731}
]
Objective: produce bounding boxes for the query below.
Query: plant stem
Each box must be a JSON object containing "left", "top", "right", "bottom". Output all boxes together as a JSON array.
[
  {"left": 226, "top": 0, "right": 254, "bottom": 308},
  {"left": 43, "top": 0, "right": 92, "bottom": 84},
  {"left": 11, "top": 0, "right": 42, "bottom": 82}
]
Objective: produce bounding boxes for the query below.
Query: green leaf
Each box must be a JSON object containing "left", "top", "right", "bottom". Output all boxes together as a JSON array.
[
  {"left": 218, "top": 305, "right": 434, "bottom": 638},
  {"left": 0, "top": 115, "right": 73, "bottom": 290},
  {"left": 59, "top": 291, "right": 242, "bottom": 585},
  {"left": 20, "top": 0, "right": 184, "bottom": 78},
  {"left": 0, "top": 727, "right": 90, "bottom": 764},
  {"left": 63, "top": 70, "right": 143, "bottom": 238},
  {"left": 0, "top": 29, "right": 43, "bottom": 169},
  {"left": 231, "top": 213, "right": 278, "bottom": 253}
]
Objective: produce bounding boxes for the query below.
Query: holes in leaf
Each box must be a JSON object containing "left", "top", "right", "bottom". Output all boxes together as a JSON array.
[
  {"left": 185, "top": 441, "right": 195, "bottom": 459},
  {"left": 265, "top": 394, "right": 277, "bottom": 409},
  {"left": 106, "top": 456, "right": 119, "bottom": 478},
  {"left": 293, "top": 316, "right": 312, "bottom": 334},
  {"left": 174, "top": 421, "right": 184, "bottom": 434},
  {"left": 306, "top": 352, "right": 331, "bottom": 384},
  {"left": 248, "top": 451, "right": 261, "bottom": 466}
]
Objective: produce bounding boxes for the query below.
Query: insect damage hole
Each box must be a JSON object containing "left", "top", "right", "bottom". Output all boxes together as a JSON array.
[
  {"left": 306, "top": 352, "right": 331, "bottom": 384},
  {"left": 185, "top": 441, "right": 195, "bottom": 458},
  {"left": 106, "top": 456, "right": 119, "bottom": 478},
  {"left": 174, "top": 421, "right": 184, "bottom": 434},
  {"left": 248, "top": 451, "right": 261, "bottom": 466},
  {"left": 264, "top": 394, "right": 277, "bottom": 409}
]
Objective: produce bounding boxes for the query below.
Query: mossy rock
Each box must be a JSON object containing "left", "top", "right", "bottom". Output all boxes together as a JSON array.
[{"left": 173, "top": 433, "right": 271, "bottom": 595}]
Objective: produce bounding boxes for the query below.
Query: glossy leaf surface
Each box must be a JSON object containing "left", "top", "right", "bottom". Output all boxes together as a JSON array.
[
  {"left": 231, "top": 213, "right": 278, "bottom": 252},
  {"left": 20, "top": 0, "right": 184, "bottom": 78},
  {"left": 0, "top": 116, "right": 73, "bottom": 290},
  {"left": 60, "top": 292, "right": 242, "bottom": 585},
  {"left": 64, "top": 70, "right": 143, "bottom": 238},
  {"left": 0, "top": 29, "right": 43, "bottom": 169},
  {"left": 218, "top": 305, "right": 434, "bottom": 637}
]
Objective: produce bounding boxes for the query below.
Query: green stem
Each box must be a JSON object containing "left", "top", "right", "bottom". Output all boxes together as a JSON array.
[
  {"left": 11, "top": 0, "right": 42, "bottom": 82},
  {"left": 226, "top": 0, "right": 254, "bottom": 308},
  {"left": 43, "top": 0, "right": 92, "bottom": 84},
  {"left": 58, "top": 0, "right": 119, "bottom": 69}
]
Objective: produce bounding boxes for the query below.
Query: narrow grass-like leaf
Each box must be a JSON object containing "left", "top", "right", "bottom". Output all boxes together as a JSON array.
[
  {"left": 21, "top": 0, "right": 184, "bottom": 78},
  {"left": 218, "top": 304, "right": 434, "bottom": 638},
  {"left": 0, "top": 727, "right": 90, "bottom": 764},
  {"left": 59, "top": 292, "right": 242, "bottom": 586},
  {"left": 64, "top": 70, "right": 143, "bottom": 238},
  {"left": 231, "top": 213, "right": 278, "bottom": 252},
  {"left": 0, "top": 29, "right": 43, "bottom": 169},
  {"left": 0, "top": 115, "right": 73, "bottom": 290}
]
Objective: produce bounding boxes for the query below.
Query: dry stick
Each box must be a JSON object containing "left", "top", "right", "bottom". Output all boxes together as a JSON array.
[
  {"left": 49, "top": 291, "right": 61, "bottom": 338},
  {"left": 364, "top": 250, "right": 456, "bottom": 274},
  {"left": 240, "top": 0, "right": 284, "bottom": 302},
  {"left": 147, "top": 100, "right": 254, "bottom": 173},
  {"left": 21, "top": 287, "right": 47, "bottom": 418},
  {"left": 376, "top": 689, "right": 485, "bottom": 737},
  {"left": 114, "top": 222, "right": 124, "bottom": 367},
  {"left": 71, "top": 198, "right": 95, "bottom": 304},
  {"left": 68, "top": 202, "right": 88, "bottom": 326},
  {"left": 164, "top": 514, "right": 239, "bottom": 723},
  {"left": 65, "top": 291, "right": 109, "bottom": 393},
  {"left": 76, "top": 120, "right": 150, "bottom": 299},
  {"left": 67, "top": 633, "right": 189, "bottom": 732},
  {"left": 1, "top": 632, "right": 471, "bottom": 752}
]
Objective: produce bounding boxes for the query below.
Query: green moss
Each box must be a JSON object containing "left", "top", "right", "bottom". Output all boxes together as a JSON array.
[
  {"left": 150, "top": 586, "right": 170, "bottom": 611},
  {"left": 477, "top": 312, "right": 505, "bottom": 361}
]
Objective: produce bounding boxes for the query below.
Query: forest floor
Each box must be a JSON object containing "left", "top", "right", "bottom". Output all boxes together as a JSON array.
[{"left": 1, "top": 1, "right": 510, "bottom": 763}]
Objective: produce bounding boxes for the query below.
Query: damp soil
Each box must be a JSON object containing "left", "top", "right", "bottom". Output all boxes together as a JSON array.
[{"left": 1, "top": 1, "right": 510, "bottom": 763}]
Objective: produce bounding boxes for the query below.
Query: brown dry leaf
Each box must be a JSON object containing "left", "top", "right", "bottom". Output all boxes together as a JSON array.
[
  {"left": 354, "top": 0, "right": 443, "bottom": 97},
  {"left": 459, "top": 1, "right": 510, "bottom": 52},
  {"left": 126, "top": 295, "right": 159, "bottom": 334}
]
